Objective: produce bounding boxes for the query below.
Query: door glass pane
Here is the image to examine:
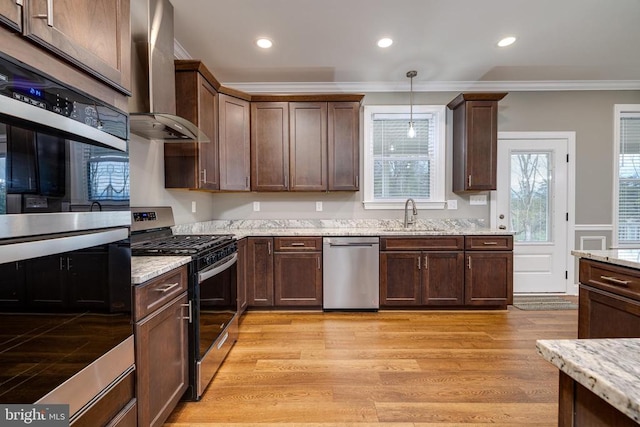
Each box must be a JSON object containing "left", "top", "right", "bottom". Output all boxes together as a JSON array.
[{"left": 509, "top": 151, "right": 552, "bottom": 242}]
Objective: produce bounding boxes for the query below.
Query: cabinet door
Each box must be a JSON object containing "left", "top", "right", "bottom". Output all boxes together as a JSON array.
[
  {"left": 247, "top": 238, "right": 274, "bottom": 306},
  {"left": 67, "top": 251, "right": 109, "bottom": 309},
  {"left": 170, "top": 71, "right": 219, "bottom": 190},
  {"left": 236, "top": 238, "right": 248, "bottom": 315},
  {"left": 135, "top": 293, "right": 189, "bottom": 427},
  {"left": 462, "top": 100, "right": 498, "bottom": 191},
  {"left": 464, "top": 252, "right": 513, "bottom": 306},
  {"left": 380, "top": 252, "right": 421, "bottom": 306},
  {"left": 289, "top": 102, "right": 327, "bottom": 191},
  {"left": 23, "top": 0, "right": 131, "bottom": 93},
  {"left": 274, "top": 252, "right": 322, "bottom": 307},
  {"left": 25, "top": 255, "right": 65, "bottom": 306},
  {"left": 0, "top": 261, "right": 25, "bottom": 307},
  {"left": 422, "top": 252, "right": 464, "bottom": 305},
  {"left": 328, "top": 101, "right": 359, "bottom": 191},
  {"left": 0, "top": 0, "right": 22, "bottom": 31},
  {"left": 250, "top": 102, "right": 289, "bottom": 191},
  {"left": 578, "top": 285, "right": 640, "bottom": 339},
  {"left": 219, "top": 93, "right": 250, "bottom": 191}
]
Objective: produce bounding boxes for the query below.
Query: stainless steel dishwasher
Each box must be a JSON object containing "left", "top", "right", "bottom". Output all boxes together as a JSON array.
[{"left": 323, "top": 236, "right": 380, "bottom": 310}]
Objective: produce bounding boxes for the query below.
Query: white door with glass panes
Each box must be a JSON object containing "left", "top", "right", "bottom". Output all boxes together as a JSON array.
[{"left": 492, "top": 134, "right": 570, "bottom": 293}]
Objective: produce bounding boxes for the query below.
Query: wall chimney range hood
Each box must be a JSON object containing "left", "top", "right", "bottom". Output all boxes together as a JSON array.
[{"left": 129, "top": 0, "right": 209, "bottom": 143}]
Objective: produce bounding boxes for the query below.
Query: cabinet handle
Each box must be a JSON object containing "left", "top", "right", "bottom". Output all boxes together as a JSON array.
[
  {"left": 245, "top": 176, "right": 249, "bottom": 189},
  {"left": 66, "top": 256, "right": 72, "bottom": 271},
  {"left": 355, "top": 175, "right": 359, "bottom": 188},
  {"left": 181, "top": 300, "right": 193, "bottom": 323},
  {"left": 33, "top": 0, "right": 53, "bottom": 26},
  {"left": 317, "top": 256, "right": 321, "bottom": 270},
  {"left": 290, "top": 242, "right": 305, "bottom": 247},
  {"left": 483, "top": 241, "right": 499, "bottom": 245},
  {"left": 268, "top": 241, "right": 271, "bottom": 255},
  {"left": 156, "top": 282, "right": 180, "bottom": 293},
  {"left": 59, "top": 256, "right": 64, "bottom": 271},
  {"left": 424, "top": 255, "right": 428, "bottom": 269},
  {"left": 599, "top": 275, "right": 630, "bottom": 287},
  {"left": 417, "top": 256, "right": 421, "bottom": 270},
  {"left": 468, "top": 175, "right": 472, "bottom": 187},
  {"left": 468, "top": 256, "right": 472, "bottom": 269},
  {"left": 284, "top": 175, "right": 289, "bottom": 188},
  {"left": 200, "top": 169, "right": 207, "bottom": 183}
]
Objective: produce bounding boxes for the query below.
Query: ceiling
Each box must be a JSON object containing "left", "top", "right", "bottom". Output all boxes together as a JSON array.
[{"left": 170, "top": 0, "right": 640, "bottom": 93}]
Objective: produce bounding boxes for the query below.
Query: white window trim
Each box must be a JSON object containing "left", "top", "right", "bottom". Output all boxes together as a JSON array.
[
  {"left": 362, "top": 105, "right": 446, "bottom": 210},
  {"left": 612, "top": 104, "right": 640, "bottom": 248}
]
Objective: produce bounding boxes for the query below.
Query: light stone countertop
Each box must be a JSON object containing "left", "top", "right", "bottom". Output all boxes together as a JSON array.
[
  {"left": 571, "top": 249, "right": 640, "bottom": 270},
  {"left": 131, "top": 256, "right": 191, "bottom": 285},
  {"left": 536, "top": 339, "right": 640, "bottom": 423}
]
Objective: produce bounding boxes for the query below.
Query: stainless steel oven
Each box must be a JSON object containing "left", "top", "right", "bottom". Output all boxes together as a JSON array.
[
  {"left": 130, "top": 206, "right": 238, "bottom": 401},
  {"left": 0, "top": 52, "right": 132, "bottom": 424}
]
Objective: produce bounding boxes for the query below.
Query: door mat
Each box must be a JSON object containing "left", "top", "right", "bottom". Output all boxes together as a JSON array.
[{"left": 512, "top": 295, "right": 578, "bottom": 311}]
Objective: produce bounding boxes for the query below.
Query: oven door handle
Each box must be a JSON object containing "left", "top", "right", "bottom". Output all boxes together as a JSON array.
[{"left": 198, "top": 253, "right": 238, "bottom": 283}]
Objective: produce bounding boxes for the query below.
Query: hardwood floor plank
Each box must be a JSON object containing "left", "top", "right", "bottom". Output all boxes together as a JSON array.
[{"left": 165, "top": 309, "right": 577, "bottom": 426}]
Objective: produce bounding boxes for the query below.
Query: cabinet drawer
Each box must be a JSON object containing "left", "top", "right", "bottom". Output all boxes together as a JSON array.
[
  {"left": 381, "top": 236, "right": 463, "bottom": 251},
  {"left": 274, "top": 237, "right": 322, "bottom": 251},
  {"left": 465, "top": 235, "right": 513, "bottom": 251},
  {"left": 579, "top": 259, "right": 640, "bottom": 302},
  {"left": 134, "top": 266, "right": 188, "bottom": 320}
]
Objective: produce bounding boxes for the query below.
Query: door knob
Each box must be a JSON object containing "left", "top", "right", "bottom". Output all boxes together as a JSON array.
[{"left": 499, "top": 214, "right": 505, "bottom": 219}]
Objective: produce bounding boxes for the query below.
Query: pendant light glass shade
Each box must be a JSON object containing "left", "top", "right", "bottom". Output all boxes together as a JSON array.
[{"left": 407, "top": 70, "right": 417, "bottom": 138}]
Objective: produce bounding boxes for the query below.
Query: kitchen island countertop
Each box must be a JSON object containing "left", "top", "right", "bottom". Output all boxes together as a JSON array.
[
  {"left": 571, "top": 249, "right": 640, "bottom": 270},
  {"left": 536, "top": 338, "right": 640, "bottom": 423}
]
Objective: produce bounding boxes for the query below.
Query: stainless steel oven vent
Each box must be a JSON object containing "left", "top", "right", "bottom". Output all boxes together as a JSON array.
[{"left": 129, "top": 0, "right": 209, "bottom": 143}]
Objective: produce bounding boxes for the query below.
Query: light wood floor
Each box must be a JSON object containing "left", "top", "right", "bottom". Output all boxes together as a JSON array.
[{"left": 165, "top": 306, "right": 578, "bottom": 426}]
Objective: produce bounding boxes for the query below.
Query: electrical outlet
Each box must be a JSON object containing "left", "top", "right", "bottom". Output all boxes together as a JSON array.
[
  {"left": 470, "top": 195, "right": 487, "bottom": 205},
  {"left": 191, "top": 201, "right": 196, "bottom": 213},
  {"left": 316, "top": 201, "right": 323, "bottom": 212},
  {"left": 253, "top": 201, "right": 260, "bottom": 212},
  {"left": 447, "top": 200, "right": 458, "bottom": 210}
]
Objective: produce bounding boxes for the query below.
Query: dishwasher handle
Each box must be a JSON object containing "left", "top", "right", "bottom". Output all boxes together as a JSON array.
[{"left": 328, "top": 243, "right": 377, "bottom": 247}]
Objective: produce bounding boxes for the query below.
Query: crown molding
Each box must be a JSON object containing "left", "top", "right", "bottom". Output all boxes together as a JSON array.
[{"left": 224, "top": 80, "right": 640, "bottom": 93}]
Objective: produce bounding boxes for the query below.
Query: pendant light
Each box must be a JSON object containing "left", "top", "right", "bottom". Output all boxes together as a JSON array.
[{"left": 406, "top": 70, "right": 417, "bottom": 138}]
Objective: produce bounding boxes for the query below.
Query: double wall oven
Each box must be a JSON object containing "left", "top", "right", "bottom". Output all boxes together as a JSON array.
[
  {"left": 131, "top": 207, "right": 238, "bottom": 401},
  {"left": 0, "top": 53, "right": 133, "bottom": 423}
]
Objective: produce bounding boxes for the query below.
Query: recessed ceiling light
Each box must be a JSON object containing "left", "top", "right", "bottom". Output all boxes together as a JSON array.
[
  {"left": 377, "top": 38, "right": 393, "bottom": 48},
  {"left": 256, "top": 38, "right": 273, "bottom": 49},
  {"left": 497, "top": 36, "right": 516, "bottom": 47}
]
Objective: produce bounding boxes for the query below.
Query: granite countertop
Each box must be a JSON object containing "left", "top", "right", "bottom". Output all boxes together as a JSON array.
[
  {"left": 131, "top": 256, "right": 192, "bottom": 284},
  {"left": 171, "top": 218, "right": 512, "bottom": 239},
  {"left": 536, "top": 339, "right": 640, "bottom": 423},
  {"left": 571, "top": 249, "right": 640, "bottom": 270}
]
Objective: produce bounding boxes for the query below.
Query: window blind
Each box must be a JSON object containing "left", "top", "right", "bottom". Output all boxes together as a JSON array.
[
  {"left": 372, "top": 113, "right": 435, "bottom": 200},
  {"left": 618, "top": 115, "right": 640, "bottom": 244}
]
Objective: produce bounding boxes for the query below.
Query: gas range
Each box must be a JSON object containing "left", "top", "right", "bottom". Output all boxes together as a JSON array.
[{"left": 130, "top": 207, "right": 237, "bottom": 272}]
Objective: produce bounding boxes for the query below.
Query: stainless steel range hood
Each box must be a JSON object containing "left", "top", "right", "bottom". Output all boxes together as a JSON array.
[{"left": 129, "top": 0, "right": 209, "bottom": 142}]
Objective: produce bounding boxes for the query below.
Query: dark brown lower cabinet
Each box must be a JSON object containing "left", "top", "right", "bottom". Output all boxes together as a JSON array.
[
  {"left": 558, "top": 371, "right": 637, "bottom": 427},
  {"left": 71, "top": 370, "right": 136, "bottom": 427},
  {"left": 274, "top": 251, "right": 322, "bottom": 306},
  {"left": 134, "top": 267, "right": 189, "bottom": 427},
  {"left": 247, "top": 237, "right": 322, "bottom": 308},
  {"left": 464, "top": 252, "right": 513, "bottom": 307},
  {"left": 236, "top": 238, "right": 248, "bottom": 316},
  {"left": 247, "top": 237, "right": 274, "bottom": 306},
  {"left": 578, "top": 258, "right": 640, "bottom": 339},
  {"left": 380, "top": 251, "right": 464, "bottom": 307}
]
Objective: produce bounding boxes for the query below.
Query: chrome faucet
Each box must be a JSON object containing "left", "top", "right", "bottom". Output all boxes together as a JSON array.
[{"left": 404, "top": 198, "right": 417, "bottom": 228}]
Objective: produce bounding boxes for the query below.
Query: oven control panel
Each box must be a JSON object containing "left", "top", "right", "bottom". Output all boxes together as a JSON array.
[
  {"left": 0, "top": 53, "right": 128, "bottom": 140},
  {"left": 133, "top": 211, "right": 158, "bottom": 222}
]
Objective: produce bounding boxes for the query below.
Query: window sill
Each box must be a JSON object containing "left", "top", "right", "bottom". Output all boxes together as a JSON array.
[{"left": 362, "top": 201, "right": 447, "bottom": 210}]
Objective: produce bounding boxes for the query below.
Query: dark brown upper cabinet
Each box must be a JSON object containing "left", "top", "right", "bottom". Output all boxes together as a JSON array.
[
  {"left": 447, "top": 92, "right": 507, "bottom": 193},
  {"left": 219, "top": 93, "right": 251, "bottom": 191},
  {"left": 22, "top": 0, "right": 131, "bottom": 94},
  {"left": 0, "top": 0, "right": 22, "bottom": 31},
  {"left": 328, "top": 101, "right": 360, "bottom": 191},
  {"left": 250, "top": 102, "right": 290, "bottom": 192},
  {"left": 289, "top": 102, "right": 328, "bottom": 191},
  {"left": 169, "top": 64, "right": 219, "bottom": 190}
]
